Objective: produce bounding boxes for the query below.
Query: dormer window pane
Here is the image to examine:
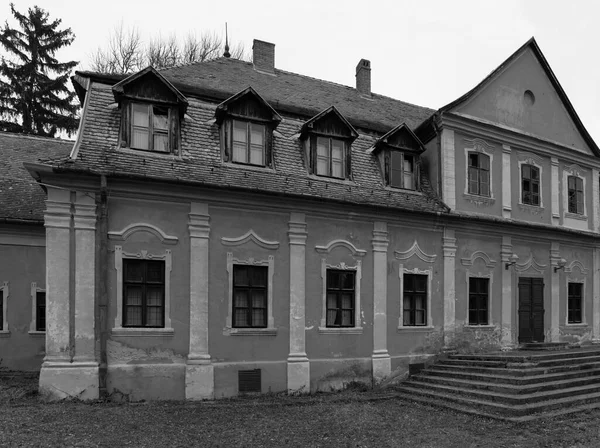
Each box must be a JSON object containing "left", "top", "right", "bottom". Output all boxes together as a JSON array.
[
  {"left": 250, "top": 123, "right": 265, "bottom": 166},
  {"left": 232, "top": 120, "right": 248, "bottom": 163},
  {"left": 231, "top": 120, "right": 266, "bottom": 166},
  {"left": 132, "top": 103, "right": 150, "bottom": 150},
  {"left": 129, "top": 103, "right": 174, "bottom": 153},
  {"left": 315, "top": 137, "right": 346, "bottom": 179},
  {"left": 331, "top": 139, "right": 344, "bottom": 178},
  {"left": 316, "top": 137, "right": 329, "bottom": 175},
  {"left": 152, "top": 106, "right": 169, "bottom": 152},
  {"left": 390, "top": 152, "right": 415, "bottom": 190},
  {"left": 403, "top": 155, "right": 414, "bottom": 190}
]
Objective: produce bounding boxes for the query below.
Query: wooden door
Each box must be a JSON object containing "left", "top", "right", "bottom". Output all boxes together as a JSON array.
[{"left": 518, "top": 277, "right": 545, "bottom": 343}]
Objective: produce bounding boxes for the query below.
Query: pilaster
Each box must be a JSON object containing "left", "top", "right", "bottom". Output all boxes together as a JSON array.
[
  {"left": 185, "top": 202, "right": 214, "bottom": 400},
  {"left": 592, "top": 168, "right": 600, "bottom": 232},
  {"left": 500, "top": 236, "right": 514, "bottom": 346},
  {"left": 501, "top": 145, "right": 512, "bottom": 219},
  {"left": 549, "top": 242, "right": 561, "bottom": 342},
  {"left": 287, "top": 212, "right": 309, "bottom": 393},
  {"left": 371, "top": 221, "right": 390, "bottom": 383},
  {"left": 441, "top": 129, "right": 456, "bottom": 210},
  {"left": 442, "top": 228, "right": 457, "bottom": 346},
  {"left": 593, "top": 247, "right": 600, "bottom": 342},
  {"left": 551, "top": 157, "right": 560, "bottom": 225}
]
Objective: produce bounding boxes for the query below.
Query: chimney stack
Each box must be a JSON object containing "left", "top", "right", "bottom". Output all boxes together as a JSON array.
[
  {"left": 253, "top": 39, "right": 275, "bottom": 74},
  {"left": 356, "top": 59, "right": 371, "bottom": 96}
]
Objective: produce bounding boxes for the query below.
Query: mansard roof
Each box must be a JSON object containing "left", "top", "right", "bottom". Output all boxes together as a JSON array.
[
  {"left": 215, "top": 86, "right": 282, "bottom": 125},
  {"left": 0, "top": 132, "right": 72, "bottom": 223}
]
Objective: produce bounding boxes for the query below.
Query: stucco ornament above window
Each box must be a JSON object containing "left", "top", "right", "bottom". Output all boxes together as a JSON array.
[
  {"left": 515, "top": 253, "right": 547, "bottom": 274},
  {"left": 315, "top": 239, "right": 366, "bottom": 257},
  {"left": 394, "top": 240, "right": 437, "bottom": 264},
  {"left": 108, "top": 223, "right": 179, "bottom": 245},
  {"left": 221, "top": 230, "right": 280, "bottom": 250},
  {"left": 460, "top": 250, "right": 497, "bottom": 268}
]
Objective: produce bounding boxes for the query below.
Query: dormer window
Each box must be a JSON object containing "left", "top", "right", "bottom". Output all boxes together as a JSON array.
[
  {"left": 368, "top": 123, "right": 424, "bottom": 191},
  {"left": 216, "top": 87, "right": 281, "bottom": 169},
  {"left": 112, "top": 67, "right": 188, "bottom": 155},
  {"left": 302, "top": 107, "right": 358, "bottom": 180}
]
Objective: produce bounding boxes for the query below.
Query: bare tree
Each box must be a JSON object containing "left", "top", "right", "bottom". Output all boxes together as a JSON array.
[{"left": 88, "top": 24, "right": 247, "bottom": 74}]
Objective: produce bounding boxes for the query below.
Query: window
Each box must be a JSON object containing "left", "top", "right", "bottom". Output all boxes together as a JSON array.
[
  {"left": 326, "top": 269, "right": 356, "bottom": 327},
  {"left": 316, "top": 137, "right": 346, "bottom": 179},
  {"left": 123, "top": 259, "right": 165, "bottom": 328},
  {"left": 0, "top": 289, "right": 3, "bottom": 331},
  {"left": 467, "top": 153, "right": 490, "bottom": 196},
  {"left": 35, "top": 291, "right": 46, "bottom": 332},
  {"left": 468, "top": 278, "right": 489, "bottom": 325},
  {"left": 522, "top": 164, "right": 540, "bottom": 206},
  {"left": 568, "top": 282, "right": 583, "bottom": 324},
  {"left": 568, "top": 176, "right": 584, "bottom": 214},
  {"left": 130, "top": 103, "right": 173, "bottom": 152},
  {"left": 390, "top": 152, "right": 415, "bottom": 190},
  {"left": 403, "top": 274, "right": 428, "bottom": 326},
  {"left": 0, "top": 284, "right": 5, "bottom": 333},
  {"left": 232, "top": 265, "right": 268, "bottom": 328}
]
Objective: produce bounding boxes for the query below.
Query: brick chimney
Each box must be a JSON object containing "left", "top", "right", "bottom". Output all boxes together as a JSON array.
[
  {"left": 253, "top": 39, "right": 275, "bottom": 74},
  {"left": 356, "top": 59, "right": 371, "bottom": 96}
]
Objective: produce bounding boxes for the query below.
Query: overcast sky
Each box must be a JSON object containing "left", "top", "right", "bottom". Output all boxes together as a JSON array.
[{"left": 8, "top": 0, "right": 600, "bottom": 143}]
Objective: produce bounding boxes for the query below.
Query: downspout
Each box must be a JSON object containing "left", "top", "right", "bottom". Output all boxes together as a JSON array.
[{"left": 97, "top": 175, "right": 109, "bottom": 397}]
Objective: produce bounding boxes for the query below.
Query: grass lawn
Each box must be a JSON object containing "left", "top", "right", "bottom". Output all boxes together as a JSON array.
[{"left": 2, "top": 375, "right": 600, "bottom": 447}]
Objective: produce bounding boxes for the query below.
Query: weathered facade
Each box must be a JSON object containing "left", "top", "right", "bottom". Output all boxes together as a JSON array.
[{"left": 7, "top": 37, "right": 600, "bottom": 400}]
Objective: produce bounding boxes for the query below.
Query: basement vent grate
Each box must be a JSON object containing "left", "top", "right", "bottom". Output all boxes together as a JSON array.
[{"left": 238, "top": 369, "right": 261, "bottom": 393}]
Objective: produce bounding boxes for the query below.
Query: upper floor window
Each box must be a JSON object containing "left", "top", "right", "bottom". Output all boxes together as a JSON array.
[
  {"left": 568, "top": 176, "right": 584, "bottom": 214},
  {"left": 130, "top": 103, "right": 172, "bottom": 152},
  {"left": 522, "top": 164, "right": 540, "bottom": 206},
  {"left": 390, "top": 152, "right": 415, "bottom": 190},
  {"left": 231, "top": 120, "right": 266, "bottom": 166},
  {"left": 467, "top": 152, "right": 490, "bottom": 196},
  {"left": 316, "top": 136, "right": 346, "bottom": 179}
]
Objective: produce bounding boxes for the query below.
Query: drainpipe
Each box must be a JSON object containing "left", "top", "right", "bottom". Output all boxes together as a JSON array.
[{"left": 97, "top": 175, "right": 109, "bottom": 397}]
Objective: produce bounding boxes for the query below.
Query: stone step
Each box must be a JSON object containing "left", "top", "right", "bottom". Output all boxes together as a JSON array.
[
  {"left": 432, "top": 360, "right": 600, "bottom": 377},
  {"left": 404, "top": 378, "right": 600, "bottom": 405},
  {"left": 394, "top": 384, "right": 600, "bottom": 417},
  {"left": 415, "top": 372, "right": 600, "bottom": 395},
  {"left": 448, "top": 348, "right": 600, "bottom": 363},
  {"left": 425, "top": 366, "right": 600, "bottom": 385},
  {"left": 439, "top": 353, "right": 600, "bottom": 369},
  {"left": 520, "top": 342, "right": 570, "bottom": 351}
]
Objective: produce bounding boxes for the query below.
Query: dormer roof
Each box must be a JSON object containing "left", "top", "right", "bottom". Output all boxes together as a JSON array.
[
  {"left": 367, "top": 123, "right": 425, "bottom": 154},
  {"left": 300, "top": 106, "right": 359, "bottom": 140},
  {"left": 215, "top": 86, "right": 282, "bottom": 126}
]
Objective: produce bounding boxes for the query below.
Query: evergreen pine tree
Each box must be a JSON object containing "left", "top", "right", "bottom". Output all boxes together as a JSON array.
[{"left": 0, "top": 4, "right": 79, "bottom": 137}]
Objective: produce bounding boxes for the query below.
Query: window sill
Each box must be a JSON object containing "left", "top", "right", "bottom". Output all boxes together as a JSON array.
[
  {"left": 463, "top": 324, "right": 495, "bottom": 329},
  {"left": 28, "top": 330, "right": 45, "bottom": 337},
  {"left": 118, "top": 146, "right": 182, "bottom": 160},
  {"left": 397, "top": 326, "right": 435, "bottom": 332},
  {"left": 111, "top": 327, "right": 175, "bottom": 337},
  {"left": 384, "top": 186, "right": 423, "bottom": 196},
  {"left": 226, "top": 162, "right": 275, "bottom": 173},
  {"left": 565, "top": 212, "right": 587, "bottom": 221},
  {"left": 463, "top": 193, "right": 495, "bottom": 208},
  {"left": 308, "top": 174, "right": 355, "bottom": 186},
  {"left": 0, "top": 330, "right": 10, "bottom": 338},
  {"left": 318, "top": 327, "right": 363, "bottom": 335},
  {"left": 223, "top": 328, "right": 277, "bottom": 336},
  {"left": 563, "top": 323, "right": 588, "bottom": 327},
  {"left": 518, "top": 203, "right": 545, "bottom": 216}
]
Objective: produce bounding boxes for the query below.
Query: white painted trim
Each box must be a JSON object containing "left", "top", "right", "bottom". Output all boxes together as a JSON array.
[
  {"left": 315, "top": 239, "right": 366, "bottom": 257},
  {"left": 565, "top": 259, "right": 589, "bottom": 275},
  {"left": 460, "top": 250, "right": 497, "bottom": 268},
  {"left": 221, "top": 230, "right": 280, "bottom": 250},
  {"left": 502, "top": 145, "right": 512, "bottom": 218},
  {"left": 517, "top": 151, "right": 544, "bottom": 209},
  {"left": 108, "top": 223, "right": 179, "bottom": 245},
  {"left": 562, "top": 164, "right": 588, "bottom": 219},
  {"left": 463, "top": 137, "right": 495, "bottom": 199},
  {"left": 224, "top": 253, "right": 276, "bottom": 335},
  {"left": 319, "top": 258, "right": 363, "bottom": 332},
  {"left": 113, "top": 246, "right": 173, "bottom": 333},
  {"left": 593, "top": 168, "right": 600, "bottom": 232},
  {"left": 0, "top": 282, "right": 8, "bottom": 334},
  {"left": 29, "top": 282, "right": 45, "bottom": 333},
  {"left": 441, "top": 129, "right": 456, "bottom": 209},
  {"left": 565, "top": 278, "right": 586, "bottom": 326},
  {"left": 398, "top": 265, "right": 433, "bottom": 329},
  {"left": 394, "top": 240, "right": 437, "bottom": 264},
  {"left": 551, "top": 158, "right": 560, "bottom": 224}
]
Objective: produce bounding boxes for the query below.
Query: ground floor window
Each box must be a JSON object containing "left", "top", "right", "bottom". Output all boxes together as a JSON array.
[
  {"left": 568, "top": 282, "right": 583, "bottom": 324},
  {"left": 403, "top": 273, "right": 427, "bottom": 326},
  {"left": 326, "top": 269, "right": 356, "bottom": 327},
  {"left": 123, "top": 259, "right": 165, "bottom": 327},
  {"left": 35, "top": 291, "right": 46, "bottom": 332},
  {"left": 468, "top": 277, "right": 489, "bottom": 325},
  {"left": 233, "top": 265, "right": 268, "bottom": 328}
]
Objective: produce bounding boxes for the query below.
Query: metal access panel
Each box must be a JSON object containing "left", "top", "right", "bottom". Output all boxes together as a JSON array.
[{"left": 238, "top": 369, "right": 261, "bottom": 393}]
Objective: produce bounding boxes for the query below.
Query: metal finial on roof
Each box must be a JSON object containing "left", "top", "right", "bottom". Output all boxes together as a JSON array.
[{"left": 224, "top": 23, "right": 231, "bottom": 58}]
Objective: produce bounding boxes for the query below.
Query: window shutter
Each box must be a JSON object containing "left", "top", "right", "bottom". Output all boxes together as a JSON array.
[
  {"left": 223, "top": 120, "right": 230, "bottom": 162},
  {"left": 309, "top": 136, "right": 316, "bottom": 174},
  {"left": 265, "top": 126, "right": 273, "bottom": 168},
  {"left": 345, "top": 143, "right": 352, "bottom": 179},
  {"left": 384, "top": 154, "right": 390, "bottom": 185},
  {"left": 170, "top": 109, "right": 179, "bottom": 154},
  {"left": 121, "top": 103, "right": 131, "bottom": 147}
]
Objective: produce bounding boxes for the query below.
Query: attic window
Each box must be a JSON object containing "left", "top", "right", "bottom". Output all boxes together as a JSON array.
[{"left": 389, "top": 152, "right": 415, "bottom": 190}]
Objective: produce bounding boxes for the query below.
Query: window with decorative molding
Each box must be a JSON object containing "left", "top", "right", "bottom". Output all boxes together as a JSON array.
[
  {"left": 326, "top": 269, "right": 356, "bottom": 327},
  {"left": 0, "top": 282, "right": 7, "bottom": 334},
  {"left": 467, "top": 152, "right": 490, "bottom": 196},
  {"left": 521, "top": 164, "right": 540, "bottom": 206},
  {"left": 402, "top": 273, "right": 428, "bottom": 326},
  {"left": 568, "top": 176, "right": 584, "bottom": 215},
  {"left": 123, "top": 259, "right": 165, "bottom": 328},
  {"left": 568, "top": 282, "right": 583, "bottom": 324},
  {"left": 468, "top": 277, "right": 489, "bottom": 326},
  {"left": 232, "top": 265, "right": 268, "bottom": 328}
]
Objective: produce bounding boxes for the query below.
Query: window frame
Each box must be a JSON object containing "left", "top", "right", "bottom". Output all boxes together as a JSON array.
[
  {"left": 312, "top": 135, "right": 348, "bottom": 179},
  {"left": 325, "top": 269, "right": 356, "bottom": 328},
  {"left": 517, "top": 157, "right": 544, "bottom": 209},
  {"left": 225, "top": 253, "right": 276, "bottom": 335},
  {"left": 113, "top": 246, "right": 174, "bottom": 336},
  {"left": 229, "top": 119, "right": 268, "bottom": 167},
  {"left": 567, "top": 175, "right": 584, "bottom": 215},
  {"left": 0, "top": 282, "right": 8, "bottom": 335},
  {"left": 232, "top": 264, "right": 269, "bottom": 329},
  {"left": 29, "top": 282, "right": 45, "bottom": 335},
  {"left": 468, "top": 277, "right": 490, "bottom": 326},
  {"left": 402, "top": 273, "right": 428, "bottom": 327},
  {"left": 567, "top": 281, "right": 583, "bottom": 324},
  {"left": 398, "top": 266, "right": 433, "bottom": 330},
  {"left": 521, "top": 163, "right": 541, "bottom": 206},
  {"left": 467, "top": 151, "right": 491, "bottom": 197},
  {"left": 122, "top": 101, "right": 179, "bottom": 154},
  {"left": 389, "top": 151, "right": 416, "bottom": 190},
  {"left": 122, "top": 258, "right": 166, "bottom": 328}
]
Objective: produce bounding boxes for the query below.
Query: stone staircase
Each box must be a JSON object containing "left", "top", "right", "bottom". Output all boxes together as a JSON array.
[{"left": 394, "top": 346, "right": 600, "bottom": 421}]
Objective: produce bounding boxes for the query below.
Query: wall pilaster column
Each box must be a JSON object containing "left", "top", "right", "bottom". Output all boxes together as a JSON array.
[
  {"left": 549, "top": 242, "right": 561, "bottom": 342},
  {"left": 551, "top": 157, "right": 560, "bottom": 225},
  {"left": 442, "top": 228, "right": 457, "bottom": 347},
  {"left": 592, "top": 168, "right": 600, "bottom": 232},
  {"left": 593, "top": 247, "right": 600, "bottom": 342},
  {"left": 287, "top": 212, "right": 309, "bottom": 393},
  {"left": 441, "top": 130, "right": 456, "bottom": 209},
  {"left": 372, "top": 222, "right": 390, "bottom": 383},
  {"left": 185, "top": 202, "right": 214, "bottom": 400},
  {"left": 502, "top": 145, "right": 512, "bottom": 219},
  {"left": 501, "top": 236, "right": 514, "bottom": 346}
]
